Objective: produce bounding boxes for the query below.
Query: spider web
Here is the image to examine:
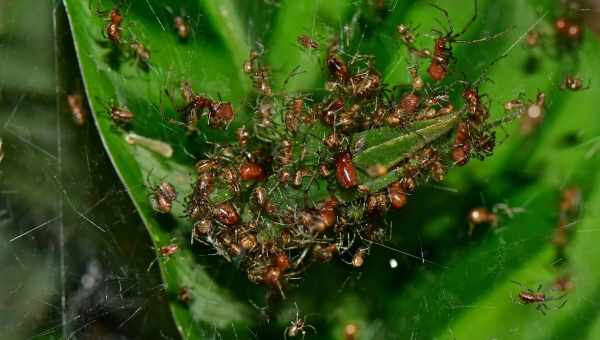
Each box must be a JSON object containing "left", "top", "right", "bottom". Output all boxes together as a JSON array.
[{"left": 0, "top": 1, "right": 176, "bottom": 339}]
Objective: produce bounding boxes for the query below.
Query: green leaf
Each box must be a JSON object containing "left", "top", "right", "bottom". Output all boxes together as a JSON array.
[{"left": 62, "top": 0, "right": 254, "bottom": 337}]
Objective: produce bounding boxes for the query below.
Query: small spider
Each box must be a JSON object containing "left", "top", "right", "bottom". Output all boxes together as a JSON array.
[
  {"left": 165, "top": 6, "right": 192, "bottom": 41},
  {"left": 67, "top": 93, "right": 88, "bottom": 126},
  {"left": 174, "top": 16, "right": 191, "bottom": 40},
  {"left": 555, "top": 17, "right": 582, "bottom": 41},
  {"left": 151, "top": 181, "right": 177, "bottom": 214},
  {"left": 284, "top": 304, "right": 316, "bottom": 339},
  {"left": 336, "top": 152, "right": 358, "bottom": 189},
  {"left": 129, "top": 41, "right": 151, "bottom": 66},
  {"left": 388, "top": 181, "right": 408, "bottom": 209},
  {"left": 427, "top": 0, "right": 506, "bottom": 81},
  {"left": 101, "top": 8, "right": 124, "bottom": 43},
  {"left": 298, "top": 34, "right": 319, "bottom": 49},
  {"left": 147, "top": 242, "right": 180, "bottom": 271},
  {"left": 561, "top": 74, "right": 589, "bottom": 92},
  {"left": 512, "top": 281, "right": 567, "bottom": 315},
  {"left": 467, "top": 207, "right": 497, "bottom": 235},
  {"left": 109, "top": 105, "right": 134, "bottom": 126},
  {"left": 160, "top": 243, "right": 180, "bottom": 257}
]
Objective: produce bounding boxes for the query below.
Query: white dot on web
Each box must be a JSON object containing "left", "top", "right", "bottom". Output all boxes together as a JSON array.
[{"left": 389, "top": 258, "right": 398, "bottom": 269}]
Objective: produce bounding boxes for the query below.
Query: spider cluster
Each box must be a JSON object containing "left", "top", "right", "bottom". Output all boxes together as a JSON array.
[
  {"left": 181, "top": 13, "right": 511, "bottom": 296},
  {"left": 88, "top": 0, "right": 589, "bottom": 304}
]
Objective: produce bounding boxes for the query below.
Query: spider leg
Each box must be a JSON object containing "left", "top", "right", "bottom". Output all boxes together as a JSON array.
[
  {"left": 456, "top": 0, "right": 478, "bottom": 38},
  {"left": 537, "top": 303, "right": 547, "bottom": 316},
  {"left": 305, "top": 324, "right": 318, "bottom": 334},
  {"left": 546, "top": 293, "right": 567, "bottom": 302},
  {"left": 428, "top": 2, "right": 454, "bottom": 35},
  {"left": 556, "top": 299, "right": 568, "bottom": 309}
]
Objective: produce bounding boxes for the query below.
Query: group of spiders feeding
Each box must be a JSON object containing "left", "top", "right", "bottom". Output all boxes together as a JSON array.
[
  {"left": 176, "top": 0, "right": 527, "bottom": 301},
  {"left": 78, "top": 1, "right": 587, "bottom": 304},
  {"left": 62, "top": 1, "right": 595, "bottom": 334}
]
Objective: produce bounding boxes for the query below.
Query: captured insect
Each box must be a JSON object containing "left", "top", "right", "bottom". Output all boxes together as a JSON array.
[{"left": 512, "top": 281, "right": 567, "bottom": 315}]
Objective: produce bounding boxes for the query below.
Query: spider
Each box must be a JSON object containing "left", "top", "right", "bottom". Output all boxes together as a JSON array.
[
  {"left": 284, "top": 304, "right": 317, "bottom": 339},
  {"left": 512, "top": 281, "right": 567, "bottom": 315}
]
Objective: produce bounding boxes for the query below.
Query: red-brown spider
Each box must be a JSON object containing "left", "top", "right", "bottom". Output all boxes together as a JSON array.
[
  {"left": 284, "top": 304, "right": 317, "bottom": 339},
  {"left": 512, "top": 281, "right": 567, "bottom": 315}
]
